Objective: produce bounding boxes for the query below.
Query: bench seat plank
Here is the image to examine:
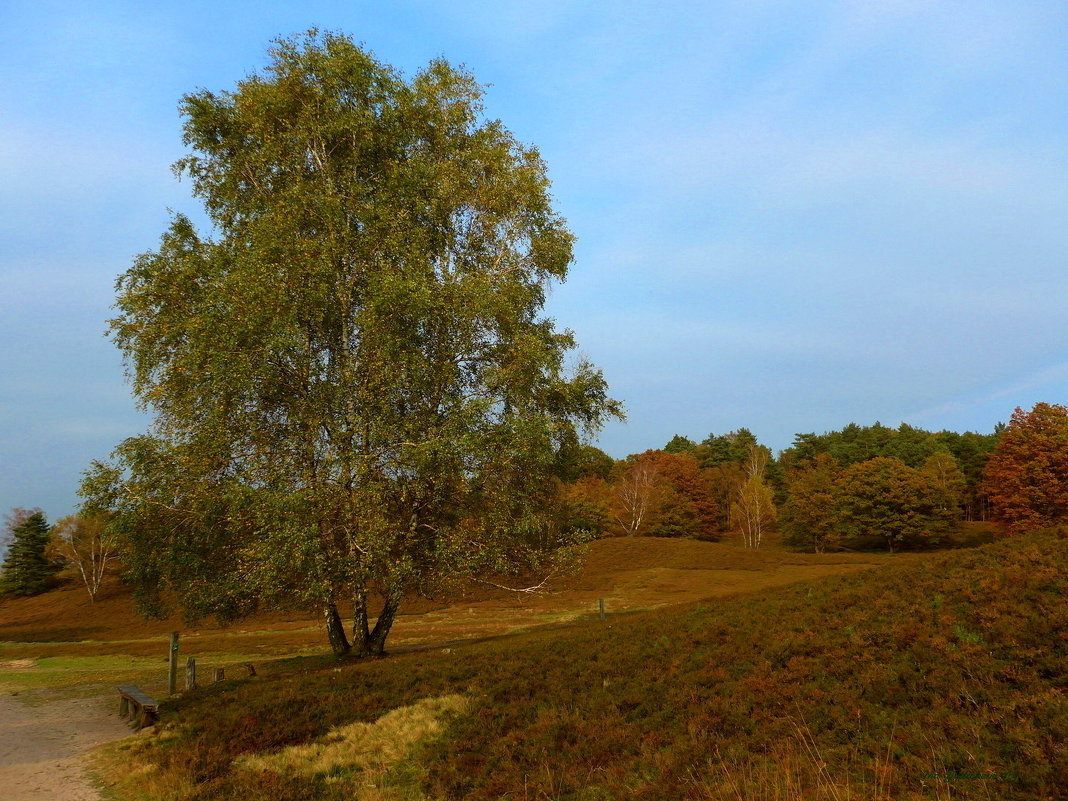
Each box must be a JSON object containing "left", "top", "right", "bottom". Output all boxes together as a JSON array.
[
  {"left": 117, "top": 685, "right": 159, "bottom": 709},
  {"left": 117, "top": 684, "right": 159, "bottom": 730}
]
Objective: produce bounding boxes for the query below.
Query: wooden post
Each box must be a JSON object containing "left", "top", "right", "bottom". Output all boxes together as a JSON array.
[
  {"left": 213, "top": 667, "right": 225, "bottom": 683},
  {"left": 599, "top": 598, "right": 606, "bottom": 620},
  {"left": 185, "top": 657, "right": 197, "bottom": 690},
  {"left": 168, "top": 632, "right": 180, "bottom": 695}
]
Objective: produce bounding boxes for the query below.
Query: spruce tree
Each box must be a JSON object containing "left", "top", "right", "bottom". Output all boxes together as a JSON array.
[{"left": 0, "top": 509, "right": 57, "bottom": 596}]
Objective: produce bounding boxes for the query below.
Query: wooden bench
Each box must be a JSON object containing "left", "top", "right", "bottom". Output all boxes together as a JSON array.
[{"left": 117, "top": 685, "right": 159, "bottom": 730}]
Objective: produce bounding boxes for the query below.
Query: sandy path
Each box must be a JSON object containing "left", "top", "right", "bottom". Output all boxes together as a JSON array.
[{"left": 0, "top": 691, "right": 132, "bottom": 801}]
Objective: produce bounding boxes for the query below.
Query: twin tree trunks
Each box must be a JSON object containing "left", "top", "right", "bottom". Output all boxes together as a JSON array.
[
  {"left": 86, "top": 32, "right": 621, "bottom": 662},
  {"left": 324, "top": 595, "right": 611, "bottom": 658},
  {"left": 324, "top": 588, "right": 402, "bottom": 658}
]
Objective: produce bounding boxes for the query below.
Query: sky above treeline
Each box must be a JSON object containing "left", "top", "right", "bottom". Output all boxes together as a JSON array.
[{"left": 2, "top": 0, "right": 1067, "bottom": 519}]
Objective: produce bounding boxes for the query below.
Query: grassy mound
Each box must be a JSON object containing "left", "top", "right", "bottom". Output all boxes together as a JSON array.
[{"left": 103, "top": 530, "right": 1066, "bottom": 800}]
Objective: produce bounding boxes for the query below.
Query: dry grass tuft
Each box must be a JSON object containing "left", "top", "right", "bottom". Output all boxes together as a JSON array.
[
  {"left": 239, "top": 694, "right": 469, "bottom": 783},
  {"left": 0, "top": 659, "right": 36, "bottom": 668},
  {"left": 92, "top": 736, "right": 196, "bottom": 801}
]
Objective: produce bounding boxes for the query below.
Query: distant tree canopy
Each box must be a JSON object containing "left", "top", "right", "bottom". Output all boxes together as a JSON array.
[
  {"left": 696, "top": 428, "right": 760, "bottom": 468},
  {"left": 633, "top": 421, "right": 1005, "bottom": 552},
  {"left": 638, "top": 451, "right": 718, "bottom": 538},
  {"left": 82, "top": 32, "right": 620, "bottom": 657},
  {"left": 556, "top": 443, "right": 615, "bottom": 482},
  {"left": 663, "top": 435, "right": 697, "bottom": 454},
  {"left": 780, "top": 454, "right": 841, "bottom": 553},
  {"left": 661, "top": 429, "right": 781, "bottom": 536},
  {"left": 560, "top": 476, "right": 613, "bottom": 539},
  {"left": 607, "top": 450, "right": 718, "bottom": 539},
  {"left": 48, "top": 514, "right": 118, "bottom": 602},
  {"left": 835, "top": 457, "right": 959, "bottom": 551},
  {"left": 0, "top": 509, "right": 58, "bottom": 596},
  {"left": 783, "top": 422, "right": 998, "bottom": 521},
  {"left": 557, "top": 413, "right": 1024, "bottom": 554},
  {"left": 984, "top": 403, "right": 1068, "bottom": 535}
]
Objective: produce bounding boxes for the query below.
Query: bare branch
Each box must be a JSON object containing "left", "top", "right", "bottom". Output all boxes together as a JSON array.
[{"left": 470, "top": 571, "right": 559, "bottom": 595}]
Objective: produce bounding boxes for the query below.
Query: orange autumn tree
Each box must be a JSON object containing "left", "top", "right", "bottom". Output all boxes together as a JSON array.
[
  {"left": 609, "top": 451, "right": 718, "bottom": 539},
  {"left": 984, "top": 403, "right": 1068, "bottom": 535},
  {"left": 655, "top": 451, "right": 719, "bottom": 539}
]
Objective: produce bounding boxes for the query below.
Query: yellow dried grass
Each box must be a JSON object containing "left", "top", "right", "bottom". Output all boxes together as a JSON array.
[{"left": 238, "top": 694, "right": 469, "bottom": 780}]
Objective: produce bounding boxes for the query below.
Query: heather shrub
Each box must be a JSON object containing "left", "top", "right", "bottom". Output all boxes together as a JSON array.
[{"left": 116, "top": 529, "right": 1067, "bottom": 800}]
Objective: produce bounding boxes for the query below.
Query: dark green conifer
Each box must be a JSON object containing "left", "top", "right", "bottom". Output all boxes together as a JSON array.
[{"left": 0, "top": 509, "right": 57, "bottom": 596}]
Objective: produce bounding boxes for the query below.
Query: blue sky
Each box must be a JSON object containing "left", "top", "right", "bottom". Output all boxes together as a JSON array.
[{"left": 2, "top": 0, "right": 1067, "bottom": 520}]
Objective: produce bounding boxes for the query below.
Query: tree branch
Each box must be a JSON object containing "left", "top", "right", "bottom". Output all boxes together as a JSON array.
[{"left": 470, "top": 571, "right": 559, "bottom": 595}]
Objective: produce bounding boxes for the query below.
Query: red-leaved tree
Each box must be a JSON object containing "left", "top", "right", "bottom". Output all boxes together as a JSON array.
[
  {"left": 608, "top": 451, "right": 717, "bottom": 538},
  {"left": 984, "top": 403, "right": 1068, "bottom": 535}
]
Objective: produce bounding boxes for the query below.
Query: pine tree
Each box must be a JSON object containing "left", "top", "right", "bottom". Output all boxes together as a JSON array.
[{"left": 0, "top": 509, "right": 57, "bottom": 596}]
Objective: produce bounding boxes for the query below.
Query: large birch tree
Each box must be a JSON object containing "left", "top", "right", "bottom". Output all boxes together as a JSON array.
[{"left": 81, "top": 32, "right": 620, "bottom": 656}]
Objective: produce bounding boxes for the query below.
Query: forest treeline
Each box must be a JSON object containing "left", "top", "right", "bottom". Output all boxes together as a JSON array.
[
  {"left": 557, "top": 403, "right": 1067, "bottom": 552},
  {"left": 3, "top": 403, "right": 1066, "bottom": 602}
]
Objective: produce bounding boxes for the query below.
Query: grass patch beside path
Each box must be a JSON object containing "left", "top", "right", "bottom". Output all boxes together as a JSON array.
[{"left": 0, "top": 654, "right": 167, "bottom": 695}]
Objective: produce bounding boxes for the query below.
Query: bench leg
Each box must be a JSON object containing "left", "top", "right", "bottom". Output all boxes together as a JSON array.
[{"left": 119, "top": 696, "right": 129, "bottom": 718}]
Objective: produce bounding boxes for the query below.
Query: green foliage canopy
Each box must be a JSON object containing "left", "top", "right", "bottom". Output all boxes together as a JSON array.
[
  {"left": 780, "top": 454, "right": 841, "bottom": 552},
  {"left": 698, "top": 428, "right": 760, "bottom": 467},
  {"left": 835, "top": 457, "right": 958, "bottom": 551},
  {"left": 785, "top": 422, "right": 998, "bottom": 521},
  {"left": 82, "top": 32, "right": 620, "bottom": 655},
  {"left": 663, "top": 434, "right": 697, "bottom": 454}
]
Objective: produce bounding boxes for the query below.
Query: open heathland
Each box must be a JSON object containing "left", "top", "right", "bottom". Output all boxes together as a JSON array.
[
  {"left": 2, "top": 529, "right": 1061, "bottom": 800},
  {"left": 0, "top": 536, "right": 889, "bottom": 691}
]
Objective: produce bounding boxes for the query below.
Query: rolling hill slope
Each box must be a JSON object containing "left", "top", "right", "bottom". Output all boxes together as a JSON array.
[{"left": 93, "top": 529, "right": 1066, "bottom": 801}]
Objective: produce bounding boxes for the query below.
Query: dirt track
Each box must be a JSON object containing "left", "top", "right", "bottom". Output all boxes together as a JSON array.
[{"left": 0, "top": 691, "right": 131, "bottom": 801}]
